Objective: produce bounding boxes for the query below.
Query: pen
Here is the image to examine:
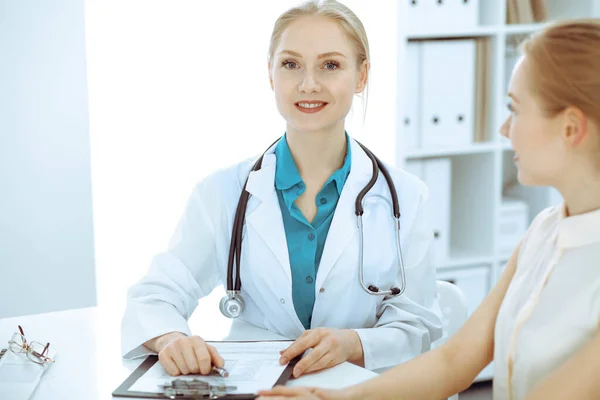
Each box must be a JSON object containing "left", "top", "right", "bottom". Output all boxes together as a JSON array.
[{"left": 211, "top": 365, "right": 229, "bottom": 378}]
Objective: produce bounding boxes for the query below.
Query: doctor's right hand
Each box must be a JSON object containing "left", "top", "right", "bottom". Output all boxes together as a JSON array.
[{"left": 146, "top": 332, "right": 225, "bottom": 376}]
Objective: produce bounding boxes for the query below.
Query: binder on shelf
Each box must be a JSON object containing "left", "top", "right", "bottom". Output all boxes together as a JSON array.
[
  {"left": 407, "top": 0, "right": 480, "bottom": 34},
  {"left": 530, "top": 0, "right": 547, "bottom": 22},
  {"left": 474, "top": 38, "right": 489, "bottom": 143},
  {"left": 420, "top": 40, "right": 476, "bottom": 148},
  {"left": 404, "top": 42, "right": 422, "bottom": 149},
  {"left": 507, "top": 0, "right": 546, "bottom": 24},
  {"left": 406, "top": 158, "right": 451, "bottom": 266}
]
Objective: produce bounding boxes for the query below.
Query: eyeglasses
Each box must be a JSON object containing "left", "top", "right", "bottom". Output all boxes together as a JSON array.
[{"left": 8, "top": 325, "right": 55, "bottom": 365}]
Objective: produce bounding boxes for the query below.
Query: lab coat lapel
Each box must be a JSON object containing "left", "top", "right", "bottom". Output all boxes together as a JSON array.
[
  {"left": 244, "top": 153, "right": 292, "bottom": 284},
  {"left": 315, "top": 139, "right": 373, "bottom": 290}
]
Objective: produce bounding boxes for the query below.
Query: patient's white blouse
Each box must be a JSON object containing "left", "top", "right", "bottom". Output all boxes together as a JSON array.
[{"left": 493, "top": 204, "right": 600, "bottom": 400}]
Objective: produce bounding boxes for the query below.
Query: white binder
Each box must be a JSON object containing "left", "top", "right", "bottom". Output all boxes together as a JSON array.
[
  {"left": 407, "top": 0, "right": 479, "bottom": 34},
  {"left": 439, "top": 0, "right": 479, "bottom": 29},
  {"left": 421, "top": 40, "right": 476, "bottom": 148},
  {"left": 404, "top": 43, "right": 422, "bottom": 149},
  {"left": 405, "top": 158, "right": 451, "bottom": 265},
  {"left": 406, "top": 0, "right": 432, "bottom": 34}
]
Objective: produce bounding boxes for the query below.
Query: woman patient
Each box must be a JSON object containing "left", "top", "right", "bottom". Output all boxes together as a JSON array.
[{"left": 258, "top": 19, "right": 600, "bottom": 400}]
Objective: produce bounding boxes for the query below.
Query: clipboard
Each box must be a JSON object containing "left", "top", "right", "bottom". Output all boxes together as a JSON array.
[{"left": 112, "top": 341, "right": 301, "bottom": 400}]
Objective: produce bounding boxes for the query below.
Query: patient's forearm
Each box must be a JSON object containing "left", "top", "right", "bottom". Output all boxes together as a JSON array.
[{"left": 346, "top": 345, "right": 471, "bottom": 400}]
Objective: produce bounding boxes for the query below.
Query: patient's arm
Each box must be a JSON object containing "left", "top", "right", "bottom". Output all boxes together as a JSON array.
[{"left": 345, "top": 243, "right": 521, "bottom": 400}]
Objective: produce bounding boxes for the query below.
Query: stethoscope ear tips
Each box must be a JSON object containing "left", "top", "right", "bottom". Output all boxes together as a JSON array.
[{"left": 391, "top": 287, "right": 401, "bottom": 296}]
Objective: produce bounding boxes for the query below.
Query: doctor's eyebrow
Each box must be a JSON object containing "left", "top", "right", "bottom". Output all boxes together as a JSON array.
[{"left": 277, "top": 50, "right": 348, "bottom": 59}]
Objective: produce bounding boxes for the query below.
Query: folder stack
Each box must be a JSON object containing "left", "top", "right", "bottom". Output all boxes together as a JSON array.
[
  {"left": 404, "top": 39, "right": 477, "bottom": 149},
  {"left": 507, "top": 0, "right": 547, "bottom": 24},
  {"left": 406, "top": 0, "right": 479, "bottom": 34}
]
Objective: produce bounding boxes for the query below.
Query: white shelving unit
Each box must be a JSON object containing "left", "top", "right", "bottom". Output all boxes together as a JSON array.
[{"left": 395, "top": 0, "right": 600, "bottom": 382}]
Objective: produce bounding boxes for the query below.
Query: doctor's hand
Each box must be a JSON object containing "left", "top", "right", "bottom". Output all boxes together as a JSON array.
[
  {"left": 279, "top": 328, "right": 364, "bottom": 378},
  {"left": 146, "top": 332, "right": 225, "bottom": 376}
]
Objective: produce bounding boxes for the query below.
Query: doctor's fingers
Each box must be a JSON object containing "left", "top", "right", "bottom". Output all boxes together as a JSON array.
[
  {"left": 206, "top": 344, "right": 225, "bottom": 368},
  {"left": 190, "top": 339, "right": 224, "bottom": 375},
  {"left": 299, "top": 352, "right": 337, "bottom": 376},
  {"left": 280, "top": 330, "right": 325, "bottom": 364},
  {"left": 158, "top": 351, "right": 182, "bottom": 376},
  {"left": 293, "top": 342, "right": 337, "bottom": 377}
]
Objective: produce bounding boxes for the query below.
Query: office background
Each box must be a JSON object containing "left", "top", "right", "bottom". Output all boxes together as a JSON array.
[{"left": 1, "top": 0, "right": 599, "bottom": 395}]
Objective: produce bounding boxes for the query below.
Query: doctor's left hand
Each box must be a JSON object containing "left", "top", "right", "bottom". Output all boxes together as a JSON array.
[{"left": 279, "top": 328, "right": 364, "bottom": 378}]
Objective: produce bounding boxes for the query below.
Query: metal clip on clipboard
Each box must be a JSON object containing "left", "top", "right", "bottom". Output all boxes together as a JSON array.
[{"left": 160, "top": 378, "right": 238, "bottom": 399}]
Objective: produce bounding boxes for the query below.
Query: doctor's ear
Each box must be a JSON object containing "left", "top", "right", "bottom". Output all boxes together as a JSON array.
[
  {"left": 355, "top": 60, "right": 369, "bottom": 94},
  {"left": 268, "top": 62, "right": 274, "bottom": 91}
]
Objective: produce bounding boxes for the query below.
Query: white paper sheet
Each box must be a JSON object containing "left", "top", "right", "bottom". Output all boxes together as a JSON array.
[
  {"left": 0, "top": 348, "right": 57, "bottom": 400},
  {"left": 129, "top": 341, "right": 293, "bottom": 395}
]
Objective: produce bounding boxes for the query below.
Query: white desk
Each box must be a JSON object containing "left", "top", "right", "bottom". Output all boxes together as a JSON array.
[{"left": 0, "top": 307, "right": 377, "bottom": 399}]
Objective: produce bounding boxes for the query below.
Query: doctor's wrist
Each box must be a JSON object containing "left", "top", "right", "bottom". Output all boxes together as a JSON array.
[
  {"left": 345, "top": 329, "right": 365, "bottom": 367},
  {"left": 145, "top": 331, "right": 187, "bottom": 353}
]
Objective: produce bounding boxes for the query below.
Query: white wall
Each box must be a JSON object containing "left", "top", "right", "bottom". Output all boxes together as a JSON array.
[{"left": 0, "top": 0, "right": 96, "bottom": 318}]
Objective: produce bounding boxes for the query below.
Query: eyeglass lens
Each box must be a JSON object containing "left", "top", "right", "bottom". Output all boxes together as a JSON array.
[
  {"left": 9, "top": 332, "right": 25, "bottom": 353},
  {"left": 27, "top": 341, "right": 50, "bottom": 364}
]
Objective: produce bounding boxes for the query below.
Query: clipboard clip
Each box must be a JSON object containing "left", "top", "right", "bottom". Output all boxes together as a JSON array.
[{"left": 160, "top": 378, "right": 238, "bottom": 399}]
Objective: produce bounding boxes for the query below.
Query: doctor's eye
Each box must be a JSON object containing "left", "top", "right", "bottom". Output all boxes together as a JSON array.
[
  {"left": 282, "top": 60, "right": 299, "bottom": 69},
  {"left": 323, "top": 61, "right": 339, "bottom": 70}
]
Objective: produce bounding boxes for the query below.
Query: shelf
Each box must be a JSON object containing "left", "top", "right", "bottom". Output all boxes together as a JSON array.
[
  {"left": 503, "top": 22, "right": 548, "bottom": 35},
  {"left": 407, "top": 25, "right": 500, "bottom": 41},
  {"left": 406, "top": 22, "right": 549, "bottom": 41},
  {"left": 405, "top": 142, "right": 497, "bottom": 159}
]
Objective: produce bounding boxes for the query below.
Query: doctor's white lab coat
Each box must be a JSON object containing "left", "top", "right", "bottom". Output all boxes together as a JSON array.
[{"left": 121, "top": 138, "right": 443, "bottom": 371}]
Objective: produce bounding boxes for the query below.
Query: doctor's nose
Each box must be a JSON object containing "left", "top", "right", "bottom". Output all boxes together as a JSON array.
[{"left": 298, "top": 72, "right": 321, "bottom": 94}]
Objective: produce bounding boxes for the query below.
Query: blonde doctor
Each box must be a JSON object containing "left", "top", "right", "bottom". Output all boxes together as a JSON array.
[{"left": 121, "top": 0, "right": 442, "bottom": 379}]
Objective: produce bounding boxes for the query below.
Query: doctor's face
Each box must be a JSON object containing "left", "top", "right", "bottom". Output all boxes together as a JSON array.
[{"left": 269, "top": 15, "right": 367, "bottom": 136}]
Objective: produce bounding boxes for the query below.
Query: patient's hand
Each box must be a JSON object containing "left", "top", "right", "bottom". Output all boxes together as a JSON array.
[{"left": 257, "top": 385, "right": 350, "bottom": 399}]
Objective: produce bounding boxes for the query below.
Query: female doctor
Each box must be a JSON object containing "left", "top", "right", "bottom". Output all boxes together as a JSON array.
[{"left": 121, "top": 0, "right": 442, "bottom": 378}]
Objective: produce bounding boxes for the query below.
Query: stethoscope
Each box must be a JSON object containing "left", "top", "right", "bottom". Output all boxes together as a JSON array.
[{"left": 219, "top": 138, "right": 407, "bottom": 319}]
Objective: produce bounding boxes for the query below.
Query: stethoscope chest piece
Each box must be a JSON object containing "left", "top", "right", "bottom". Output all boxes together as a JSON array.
[{"left": 219, "top": 291, "right": 245, "bottom": 319}]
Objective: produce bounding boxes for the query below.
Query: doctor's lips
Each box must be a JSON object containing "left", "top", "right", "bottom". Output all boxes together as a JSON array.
[{"left": 294, "top": 100, "right": 328, "bottom": 114}]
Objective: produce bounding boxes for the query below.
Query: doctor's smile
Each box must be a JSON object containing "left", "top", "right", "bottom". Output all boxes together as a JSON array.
[{"left": 295, "top": 100, "right": 328, "bottom": 113}]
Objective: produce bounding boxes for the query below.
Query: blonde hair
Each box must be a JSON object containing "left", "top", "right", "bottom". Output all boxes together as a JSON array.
[
  {"left": 521, "top": 19, "right": 600, "bottom": 127},
  {"left": 268, "top": 0, "right": 370, "bottom": 116}
]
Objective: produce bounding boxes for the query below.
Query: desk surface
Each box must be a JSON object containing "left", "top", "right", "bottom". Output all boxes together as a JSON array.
[{"left": 0, "top": 307, "right": 377, "bottom": 399}]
